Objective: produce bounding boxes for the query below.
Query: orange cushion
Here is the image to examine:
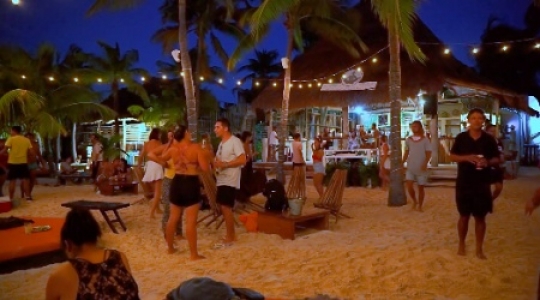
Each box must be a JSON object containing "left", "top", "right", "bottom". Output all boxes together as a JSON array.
[{"left": 0, "top": 217, "right": 64, "bottom": 262}]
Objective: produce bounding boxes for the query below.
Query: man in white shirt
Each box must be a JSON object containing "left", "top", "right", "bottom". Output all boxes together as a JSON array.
[
  {"left": 214, "top": 118, "right": 246, "bottom": 245},
  {"left": 268, "top": 126, "right": 278, "bottom": 162}
]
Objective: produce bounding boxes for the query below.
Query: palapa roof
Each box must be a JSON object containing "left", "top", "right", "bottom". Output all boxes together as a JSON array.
[{"left": 252, "top": 0, "right": 537, "bottom": 116}]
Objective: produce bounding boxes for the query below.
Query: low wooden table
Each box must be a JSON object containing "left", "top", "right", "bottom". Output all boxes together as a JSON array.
[
  {"left": 99, "top": 180, "right": 138, "bottom": 196},
  {"left": 257, "top": 208, "right": 330, "bottom": 240},
  {"left": 61, "top": 200, "right": 130, "bottom": 234}
]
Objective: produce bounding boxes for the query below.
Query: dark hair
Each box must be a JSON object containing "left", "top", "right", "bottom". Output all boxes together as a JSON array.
[
  {"left": 217, "top": 118, "right": 231, "bottom": 132},
  {"left": 240, "top": 131, "right": 252, "bottom": 142},
  {"left": 149, "top": 128, "right": 161, "bottom": 141},
  {"left": 11, "top": 126, "right": 22, "bottom": 134},
  {"left": 467, "top": 108, "right": 486, "bottom": 119},
  {"left": 410, "top": 120, "right": 425, "bottom": 135},
  {"left": 293, "top": 133, "right": 301, "bottom": 139},
  {"left": 61, "top": 209, "right": 102, "bottom": 246},
  {"left": 174, "top": 125, "right": 188, "bottom": 141}
]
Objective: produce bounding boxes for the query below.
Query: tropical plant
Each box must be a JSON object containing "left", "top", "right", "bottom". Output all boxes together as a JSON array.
[
  {"left": 228, "top": 0, "right": 364, "bottom": 183},
  {"left": 371, "top": 0, "right": 425, "bottom": 206},
  {"left": 236, "top": 49, "right": 282, "bottom": 83},
  {"left": 89, "top": 41, "right": 149, "bottom": 134}
]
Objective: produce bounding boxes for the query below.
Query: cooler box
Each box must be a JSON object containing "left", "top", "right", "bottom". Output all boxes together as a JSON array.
[{"left": 0, "top": 197, "right": 12, "bottom": 213}]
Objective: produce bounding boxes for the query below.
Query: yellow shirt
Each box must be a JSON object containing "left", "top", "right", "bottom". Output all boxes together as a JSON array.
[
  {"left": 164, "top": 159, "right": 175, "bottom": 179},
  {"left": 6, "top": 135, "right": 32, "bottom": 164}
]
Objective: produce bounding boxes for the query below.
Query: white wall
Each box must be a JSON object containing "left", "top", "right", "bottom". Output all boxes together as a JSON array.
[{"left": 529, "top": 96, "right": 540, "bottom": 144}]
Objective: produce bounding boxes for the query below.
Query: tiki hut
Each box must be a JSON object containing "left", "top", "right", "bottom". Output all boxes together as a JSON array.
[{"left": 252, "top": 0, "right": 536, "bottom": 116}]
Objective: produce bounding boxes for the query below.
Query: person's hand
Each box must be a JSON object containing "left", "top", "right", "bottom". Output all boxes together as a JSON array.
[
  {"left": 421, "top": 163, "right": 428, "bottom": 172},
  {"left": 525, "top": 199, "right": 537, "bottom": 216}
]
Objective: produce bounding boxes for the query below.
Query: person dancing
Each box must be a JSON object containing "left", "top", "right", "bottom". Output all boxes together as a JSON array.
[
  {"left": 158, "top": 126, "right": 209, "bottom": 260},
  {"left": 138, "top": 128, "right": 164, "bottom": 218},
  {"left": 311, "top": 137, "right": 325, "bottom": 198}
]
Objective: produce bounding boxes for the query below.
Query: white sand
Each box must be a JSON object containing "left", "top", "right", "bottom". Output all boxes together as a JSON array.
[{"left": 1, "top": 168, "right": 540, "bottom": 300}]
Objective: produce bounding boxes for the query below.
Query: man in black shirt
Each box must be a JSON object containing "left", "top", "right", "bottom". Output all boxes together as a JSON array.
[{"left": 450, "top": 108, "right": 499, "bottom": 259}]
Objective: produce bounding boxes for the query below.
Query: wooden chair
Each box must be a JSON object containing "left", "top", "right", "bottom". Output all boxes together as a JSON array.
[
  {"left": 286, "top": 165, "right": 306, "bottom": 200},
  {"left": 132, "top": 166, "right": 154, "bottom": 205},
  {"left": 314, "top": 169, "right": 350, "bottom": 221}
]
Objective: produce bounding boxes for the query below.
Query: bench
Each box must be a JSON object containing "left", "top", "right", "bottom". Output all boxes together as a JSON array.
[
  {"left": 61, "top": 200, "right": 130, "bottom": 234},
  {"left": 257, "top": 208, "right": 330, "bottom": 240}
]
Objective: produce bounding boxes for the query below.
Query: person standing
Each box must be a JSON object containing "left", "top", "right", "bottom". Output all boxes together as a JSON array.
[
  {"left": 402, "top": 121, "right": 432, "bottom": 211},
  {"left": 450, "top": 108, "right": 499, "bottom": 259},
  {"left": 378, "top": 135, "right": 390, "bottom": 190},
  {"left": 1, "top": 126, "right": 33, "bottom": 201},
  {"left": 268, "top": 126, "right": 278, "bottom": 162},
  {"left": 311, "top": 137, "right": 325, "bottom": 198},
  {"left": 89, "top": 134, "right": 103, "bottom": 187},
  {"left": 485, "top": 124, "right": 505, "bottom": 201},
  {"left": 24, "top": 133, "right": 43, "bottom": 200},
  {"left": 138, "top": 128, "right": 164, "bottom": 218},
  {"left": 214, "top": 118, "right": 246, "bottom": 246}
]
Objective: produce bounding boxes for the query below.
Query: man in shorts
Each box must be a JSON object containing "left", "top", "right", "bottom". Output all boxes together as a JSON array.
[
  {"left": 214, "top": 118, "right": 246, "bottom": 245},
  {"left": 450, "top": 108, "right": 499, "bottom": 259},
  {"left": 402, "top": 121, "right": 432, "bottom": 211},
  {"left": 3, "top": 126, "right": 33, "bottom": 201}
]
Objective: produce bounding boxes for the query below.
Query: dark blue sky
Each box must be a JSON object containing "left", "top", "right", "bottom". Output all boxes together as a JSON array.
[{"left": 0, "top": 0, "right": 532, "bottom": 103}]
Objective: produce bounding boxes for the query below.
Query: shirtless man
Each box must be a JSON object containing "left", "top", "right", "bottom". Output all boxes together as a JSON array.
[
  {"left": 152, "top": 125, "right": 209, "bottom": 260},
  {"left": 138, "top": 128, "right": 163, "bottom": 218},
  {"left": 23, "top": 133, "right": 44, "bottom": 199}
]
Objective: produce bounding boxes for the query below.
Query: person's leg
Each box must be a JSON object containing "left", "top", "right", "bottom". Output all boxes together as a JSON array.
[
  {"left": 150, "top": 179, "right": 163, "bottom": 218},
  {"left": 217, "top": 186, "right": 236, "bottom": 244},
  {"left": 313, "top": 173, "right": 324, "bottom": 198},
  {"left": 473, "top": 215, "right": 487, "bottom": 259},
  {"left": 22, "top": 179, "right": 30, "bottom": 201},
  {"left": 416, "top": 175, "right": 428, "bottom": 211},
  {"left": 492, "top": 182, "right": 503, "bottom": 201},
  {"left": 184, "top": 203, "right": 205, "bottom": 260},
  {"left": 28, "top": 169, "right": 36, "bottom": 199},
  {"left": 8, "top": 179, "right": 16, "bottom": 200},
  {"left": 457, "top": 215, "right": 470, "bottom": 256},
  {"left": 405, "top": 181, "right": 416, "bottom": 209},
  {"left": 165, "top": 204, "right": 182, "bottom": 254}
]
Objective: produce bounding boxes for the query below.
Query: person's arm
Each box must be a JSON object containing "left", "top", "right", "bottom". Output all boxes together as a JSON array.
[
  {"left": 197, "top": 146, "right": 210, "bottom": 172},
  {"left": 215, "top": 139, "right": 246, "bottom": 169},
  {"left": 423, "top": 140, "right": 432, "bottom": 171},
  {"left": 137, "top": 143, "right": 146, "bottom": 167},
  {"left": 402, "top": 140, "right": 409, "bottom": 165},
  {"left": 147, "top": 144, "right": 167, "bottom": 165},
  {"left": 525, "top": 188, "right": 540, "bottom": 215},
  {"left": 45, "top": 265, "right": 78, "bottom": 300}
]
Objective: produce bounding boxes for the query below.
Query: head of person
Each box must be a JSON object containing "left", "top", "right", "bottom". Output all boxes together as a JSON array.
[
  {"left": 380, "top": 135, "right": 387, "bottom": 143},
  {"left": 371, "top": 123, "right": 377, "bottom": 130},
  {"left": 173, "top": 125, "right": 190, "bottom": 142},
  {"left": 89, "top": 133, "right": 98, "bottom": 144},
  {"left": 61, "top": 209, "right": 102, "bottom": 258},
  {"left": 167, "top": 128, "right": 175, "bottom": 143},
  {"left": 240, "top": 131, "right": 252, "bottom": 143},
  {"left": 313, "top": 137, "right": 322, "bottom": 150},
  {"left": 467, "top": 108, "right": 486, "bottom": 131},
  {"left": 11, "top": 126, "right": 22, "bottom": 136},
  {"left": 120, "top": 158, "right": 129, "bottom": 170},
  {"left": 410, "top": 120, "right": 424, "bottom": 136},
  {"left": 112, "top": 157, "right": 121, "bottom": 167},
  {"left": 149, "top": 128, "right": 161, "bottom": 141},
  {"left": 293, "top": 133, "right": 301, "bottom": 141},
  {"left": 485, "top": 124, "right": 497, "bottom": 137},
  {"left": 214, "top": 118, "right": 231, "bottom": 139},
  {"left": 65, "top": 156, "right": 73, "bottom": 163}
]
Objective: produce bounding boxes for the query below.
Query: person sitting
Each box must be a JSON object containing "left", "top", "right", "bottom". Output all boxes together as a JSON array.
[
  {"left": 46, "top": 209, "right": 139, "bottom": 300},
  {"left": 115, "top": 158, "right": 133, "bottom": 182},
  {"left": 58, "top": 156, "right": 79, "bottom": 185}
]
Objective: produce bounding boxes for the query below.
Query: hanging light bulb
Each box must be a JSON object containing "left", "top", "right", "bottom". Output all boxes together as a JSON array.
[
  {"left": 308, "top": 83, "right": 312, "bottom": 88},
  {"left": 12, "top": 0, "right": 20, "bottom": 5},
  {"left": 342, "top": 74, "right": 347, "bottom": 79},
  {"left": 273, "top": 82, "right": 277, "bottom": 87},
  {"left": 48, "top": 76, "right": 54, "bottom": 81},
  {"left": 317, "top": 82, "right": 322, "bottom": 87},
  {"left": 162, "top": 75, "right": 167, "bottom": 80},
  {"left": 236, "top": 80, "right": 241, "bottom": 86},
  {"left": 255, "top": 81, "right": 260, "bottom": 86},
  {"left": 502, "top": 45, "right": 509, "bottom": 51},
  {"left": 21, "top": 75, "right": 26, "bottom": 79},
  {"left": 443, "top": 48, "right": 451, "bottom": 55},
  {"left": 289, "top": 83, "right": 293, "bottom": 88},
  {"left": 218, "top": 78, "right": 223, "bottom": 84},
  {"left": 141, "top": 76, "right": 145, "bottom": 81},
  {"left": 200, "top": 76, "right": 204, "bottom": 81},
  {"left": 356, "top": 67, "right": 362, "bottom": 72},
  {"left": 120, "top": 78, "right": 124, "bottom": 83},
  {"left": 472, "top": 48, "right": 479, "bottom": 54},
  {"left": 180, "top": 72, "right": 184, "bottom": 77},
  {"left": 534, "top": 43, "right": 540, "bottom": 49},
  {"left": 97, "top": 78, "right": 102, "bottom": 82},
  {"left": 73, "top": 77, "right": 79, "bottom": 82},
  {"left": 328, "top": 78, "right": 333, "bottom": 83},
  {"left": 372, "top": 58, "right": 377, "bottom": 63},
  {"left": 299, "top": 84, "right": 303, "bottom": 89}
]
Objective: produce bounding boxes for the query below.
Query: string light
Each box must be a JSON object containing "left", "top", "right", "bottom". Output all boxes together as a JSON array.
[
  {"left": 141, "top": 77, "right": 145, "bottom": 81},
  {"left": 162, "top": 75, "right": 167, "bottom": 80},
  {"left": 236, "top": 80, "right": 241, "bottom": 86},
  {"left": 443, "top": 48, "right": 451, "bottom": 55},
  {"left": 97, "top": 78, "right": 102, "bottom": 82},
  {"left": 120, "top": 78, "right": 124, "bottom": 83},
  {"left": 372, "top": 58, "right": 377, "bottom": 63},
  {"left": 317, "top": 83, "right": 322, "bottom": 87},
  {"left": 328, "top": 79, "right": 333, "bottom": 83},
  {"left": 308, "top": 83, "right": 312, "bottom": 88},
  {"left": 535, "top": 43, "right": 540, "bottom": 49},
  {"left": 218, "top": 78, "right": 223, "bottom": 84},
  {"left": 273, "top": 82, "right": 277, "bottom": 87},
  {"left": 255, "top": 81, "right": 260, "bottom": 86},
  {"left": 299, "top": 84, "right": 303, "bottom": 89},
  {"left": 472, "top": 48, "right": 479, "bottom": 54},
  {"left": 501, "top": 45, "right": 509, "bottom": 51},
  {"left": 356, "top": 67, "right": 362, "bottom": 72},
  {"left": 199, "top": 76, "right": 204, "bottom": 81},
  {"left": 180, "top": 72, "right": 184, "bottom": 77},
  {"left": 21, "top": 75, "right": 26, "bottom": 79},
  {"left": 48, "top": 76, "right": 54, "bottom": 81},
  {"left": 73, "top": 77, "right": 79, "bottom": 82}
]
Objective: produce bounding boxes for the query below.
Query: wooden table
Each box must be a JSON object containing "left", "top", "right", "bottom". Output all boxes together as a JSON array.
[
  {"left": 257, "top": 208, "right": 330, "bottom": 240},
  {"left": 61, "top": 200, "right": 130, "bottom": 234},
  {"left": 99, "top": 180, "right": 138, "bottom": 196}
]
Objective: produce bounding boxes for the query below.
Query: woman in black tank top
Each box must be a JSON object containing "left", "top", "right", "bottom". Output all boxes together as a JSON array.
[{"left": 46, "top": 209, "right": 139, "bottom": 300}]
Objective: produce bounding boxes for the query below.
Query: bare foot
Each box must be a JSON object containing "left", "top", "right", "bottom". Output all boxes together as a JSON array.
[
  {"left": 167, "top": 248, "right": 178, "bottom": 254},
  {"left": 476, "top": 251, "right": 487, "bottom": 260},
  {"left": 457, "top": 244, "right": 466, "bottom": 256},
  {"left": 190, "top": 254, "right": 206, "bottom": 261}
]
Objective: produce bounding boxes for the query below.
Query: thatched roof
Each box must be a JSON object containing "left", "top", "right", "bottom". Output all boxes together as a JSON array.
[{"left": 252, "top": 0, "right": 537, "bottom": 116}]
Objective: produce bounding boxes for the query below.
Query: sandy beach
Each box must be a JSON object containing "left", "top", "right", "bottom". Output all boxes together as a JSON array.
[{"left": 1, "top": 168, "right": 540, "bottom": 300}]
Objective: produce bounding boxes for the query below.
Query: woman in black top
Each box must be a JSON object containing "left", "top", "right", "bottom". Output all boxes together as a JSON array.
[{"left": 46, "top": 209, "right": 139, "bottom": 300}]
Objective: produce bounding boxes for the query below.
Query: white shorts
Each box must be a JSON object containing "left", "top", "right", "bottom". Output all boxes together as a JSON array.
[{"left": 142, "top": 161, "right": 164, "bottom": 182}]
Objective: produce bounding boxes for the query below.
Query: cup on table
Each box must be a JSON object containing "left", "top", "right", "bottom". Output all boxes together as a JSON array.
[{"left": 24, "top": 222, "right": 32, "bottom": 234}]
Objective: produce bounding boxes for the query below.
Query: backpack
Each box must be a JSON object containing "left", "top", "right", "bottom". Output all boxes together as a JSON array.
[{"left": 262, "top": 179, "right": 288, "bottom": 212}]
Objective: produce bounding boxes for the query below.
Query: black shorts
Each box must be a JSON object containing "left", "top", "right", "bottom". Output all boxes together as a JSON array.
[
  {"left": 455, "top": 185, "right": 492, "bottom": 218},
  {"left": 7, "top": 164, "right": 30, "bottom": 180},
  {"left": 170, "top": 175, "right": 200, "bottom": 207},
  {"left": 91, "top": 161, "right": 102, "bottom": 181},
  {"left": 217, "top": 185, "right": 237, "bottom": 208},
  {"left": 0, "top": 167, "right": 5, "bottom": 176},
  {"left": 489, "top": 167, "right": 504, "bottom": 184}
]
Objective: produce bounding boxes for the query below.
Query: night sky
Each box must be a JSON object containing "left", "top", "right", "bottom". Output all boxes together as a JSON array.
[{"left": 0, "top": 0, "right": 532, "bottom": 103}]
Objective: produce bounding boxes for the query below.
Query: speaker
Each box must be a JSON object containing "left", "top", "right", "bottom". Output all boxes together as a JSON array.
[{"left": 423, "top": 94, "right": 438, "bottom": 115}]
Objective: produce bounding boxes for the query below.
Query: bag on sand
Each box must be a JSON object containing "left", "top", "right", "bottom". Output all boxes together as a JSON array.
[{"left": 263, "top": 179, "right": 288, "bottom": 212}]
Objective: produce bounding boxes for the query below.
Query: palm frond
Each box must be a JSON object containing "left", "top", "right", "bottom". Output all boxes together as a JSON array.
[
  {"left": 303, "top": 15, "right": 366, "bottom": 56},
  {"left": 228, "top": 24, "right": 269, "bottom": 70},
  {"left": 151, "top": 26, "right": 179, "bottom": 53},
  {"left": 250, "top": 0, "right": 300, "bottom": 38},
  {"left": 86, "top": 0, "right": 146, "bottom": 16},
  {"left": 210, "top": 33, "right": 230, "bottom": 67}
]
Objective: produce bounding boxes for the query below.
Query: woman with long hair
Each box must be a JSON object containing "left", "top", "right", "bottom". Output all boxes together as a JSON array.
[
  {"left": 46, "top": 209, "right": 139, "bottom": 300},
  {"left": 138, "top": 128, "right": 164, "bottom": 218},
  {"left": 379, "top": 135, "right": 390, "bottom": 190},
  {"left": 311, "top": 137, "right": 325, "bottom": 198},
  {"left": 156, "top": 126, "right": 209, "bottom": 260}
]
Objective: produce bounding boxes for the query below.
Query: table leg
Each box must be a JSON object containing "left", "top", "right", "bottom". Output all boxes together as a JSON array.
[
  {"left": 112, "top": 209, "right": 127, "bottom": 231},
  {"left": 99, "top": 210, "right": 118, "bottom": 234}
]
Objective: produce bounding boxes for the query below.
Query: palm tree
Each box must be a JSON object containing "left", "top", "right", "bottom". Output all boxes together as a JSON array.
[
  {"left": 371, "top": 0, "right": 425, "bottom": 206},
  {"left": 228, "top": 0, "right": 364, "bottom": 183},
  {"left": 89, "top": 41, "right": 149, "bottom": 134},
  {"left": 236, "top": 49, "right": 282, "bottom": 83}
]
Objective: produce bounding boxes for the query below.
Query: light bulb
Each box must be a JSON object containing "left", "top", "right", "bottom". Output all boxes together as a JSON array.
[
  {"left": 162, "top": 75, "right": 167, "bottom": 80},
  {"left": 444, "top": 48, "right": 451, "bottom": 55},
  {"left": 73, "top": 77, "right": 79, "bottom": 82},
  {"left": 218, "top": 78, "right": 223, "bottom": 84},
  {"left": 21, "top": 75, "right": 26, "bottom": 79},
  {"left": 472, "top": 48, "right": 479, "bottom": 54},
  {"left": 120, "top": 78, "right": 124, "bottom": 83},
  {"left": 255, "top": 81, "right": 260, "bottom": 86},
  {"left": 49, "top": 76, "right": 54, "bottom": 81},
  {"left": 356, "top": 67, "right": 362, "bottom": 72},
  {"left": 200, "top": 76, "right": 204, "bottom": 81},
  {"left": 97, "top": 78, "right": 102, "bottom": 82},
  {"left": 328, "top": 79, "right": 333, "bottom": 83},
  {"left": 141, "top": 77, "right": 145, "bottom": 81},
  {"left": 502, "top": 45, "right": 508, "bottom": 51},
  {"left": 299, "top": 84, "right": 303, "bottom": 89},
  {"left": 342, "top": 74, "right": 347, "bottom": 78},
  {"left": 534, "top": 43, "right": 540, "bottom": 49},
  {"left": 273, "top": 82, "right": 277, "bottom": 87},
  {"left": 317, "top": 83, "right": 322, "bottom": 87},
  {"left": 372, "top": 58, "right": 377, "bottom": 63},
  {"left": 180, "top": 72, "right": 184, "bottom": 77},
  {"left": 308, "top": 83, "right": 312, "bottom": 88},
  {"left": 237, "top": 81, "right": 241, "bottom": 85},
  {"left": 12, "top": 0, "right": 20, "bottom": 5}
]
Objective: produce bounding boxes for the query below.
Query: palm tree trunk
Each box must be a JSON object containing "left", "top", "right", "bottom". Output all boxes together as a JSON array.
[
  {"left": 72, "top": 123, "right": 78, "bottom": 160},
  {"left": 113, "top": 79, "right": 120, "bottom": 135},
  {"left": 193, "top": 31, "right": 205, "bottom": 137},
  {"left": 276, "top": 24, "right": 294, "bottom": 184},
  {"left": 179, "top": 0, "right": 198, "bottom": 136},
  {"left": 387, "top": 23, "right": 406, "bottom": 206}
]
